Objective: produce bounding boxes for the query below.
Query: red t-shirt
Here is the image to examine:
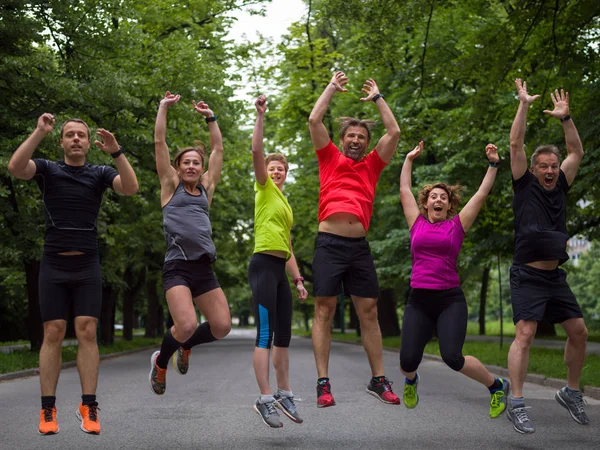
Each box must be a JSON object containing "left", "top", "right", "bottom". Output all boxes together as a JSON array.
[{"left": 316, "top": 140, "right": 388, "bottom": 232}]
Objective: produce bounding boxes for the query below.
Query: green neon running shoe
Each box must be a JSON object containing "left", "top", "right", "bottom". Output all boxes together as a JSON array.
[
  {"left": 489, "top": 378, "right": 510, "bottom": 418},
  {"left": 403, "top": 373, "right": 419, "bottom": 409}
]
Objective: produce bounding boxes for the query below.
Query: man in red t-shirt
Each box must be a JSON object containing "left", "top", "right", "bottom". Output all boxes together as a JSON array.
[{"left": 308, "top": 71, "right": 400, "bottom": 408}]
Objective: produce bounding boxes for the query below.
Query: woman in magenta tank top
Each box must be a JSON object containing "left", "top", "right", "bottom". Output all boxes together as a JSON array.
[{"left": 398, "top": 141, "right": 509, "bottom": 419}]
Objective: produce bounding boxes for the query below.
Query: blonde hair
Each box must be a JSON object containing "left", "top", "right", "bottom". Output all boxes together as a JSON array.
[
  {"left": 418, "top": 182, "right": 463, "bottom": 218},
  {"left": 173, "top": 141, "right": 207, "bottom": 169}
]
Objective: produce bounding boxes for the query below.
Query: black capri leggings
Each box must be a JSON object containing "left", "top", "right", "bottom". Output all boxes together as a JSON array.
[
  {"left": 400, "top": 287, "right": 468, "bottom": 373},
  {"left": 248, "top": 253, "right": 293, "bottom": 349}
]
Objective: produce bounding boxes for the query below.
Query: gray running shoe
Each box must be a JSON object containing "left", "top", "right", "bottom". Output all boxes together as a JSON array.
[
  {"left": 555, "top": 387, "right": 589, "bottom": 425},
  {"left": 506, "top": 405, "right": 535, "bottom": 434},
  {"left": 172, "top": 347, "right": 190, "bottom": 375},
  {"left": 253, "top": 399, "right": 283, "bottom": 428},
  {"left": 274, "top": 393, "right": 303, "bottom": 424}
]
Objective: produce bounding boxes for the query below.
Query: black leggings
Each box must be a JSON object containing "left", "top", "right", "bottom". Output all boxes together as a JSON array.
[
  {"left": 248, "top": 253, "right": 292, "bottom": 349},
  {"left": 400, "top": 287, "right": 467, "bottom": 373}
]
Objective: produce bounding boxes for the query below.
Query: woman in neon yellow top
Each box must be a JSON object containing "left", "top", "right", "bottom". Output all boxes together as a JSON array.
[{"left": 249, "top": 95, "right": 308, "bottom": 429}]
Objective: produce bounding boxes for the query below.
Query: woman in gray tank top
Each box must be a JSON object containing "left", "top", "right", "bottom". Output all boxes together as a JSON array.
[{"left": 148, "top": 91, "right": 231, "bottom": 396}]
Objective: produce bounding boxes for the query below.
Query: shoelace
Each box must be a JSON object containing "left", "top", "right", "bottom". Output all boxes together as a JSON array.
[
  {"left": 512, "top": 406, "right": 532, "bottom": 423},
  {"left": 180, "top": 349, "right": 190, "bottom": 363},
  {"left": 490, "top": 390, "right": 505, "bottom": 407},
  {"left": 404, "top": 384, "right": 416, "bottom": 398},
  {"left": 42, "top": 406, "right": 54, "bottom": 422},
  {"left": 155, "top": 365, "right": 166, "bottom": 384},
  {"left": 377, "top": 378, "right": 393, "bottom": 391},
  {"left": 318, "top": 384, "right": 331, "bottom": 395},
  {"left": 265, "top": 401, "right": 278, "bottom": 415},
  {"left": 85, "top": 403, "right": 100, "bottom": 422},
  {"left": 570, "top": 391, "right": 587, "bottom": 413}
]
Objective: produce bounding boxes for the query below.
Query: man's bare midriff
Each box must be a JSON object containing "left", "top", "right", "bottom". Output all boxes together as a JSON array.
[
  {"left": 58, "top": 251, "right": 85, "bottom": 256},
  {"left": 259, "top": 250, "right": 287, "bottom": 259},
  {"left": 526, "top": 260, "right": 559, "bottom": 270},
  {"left": 318, "top": 212, "right": 366, "bottom": 238}
]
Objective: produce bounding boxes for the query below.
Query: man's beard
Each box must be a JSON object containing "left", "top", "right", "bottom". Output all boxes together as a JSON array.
[{"left": 343, "top": 145, "right": 365, "bottom": 161}]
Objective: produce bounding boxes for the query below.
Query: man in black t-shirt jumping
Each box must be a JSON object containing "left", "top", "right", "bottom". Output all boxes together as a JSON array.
[
  {"left": 8, "top": 113, "right": 138, "bottom": 435},
  {"left": 506, "top": 79, "right": 589, "bottom": 434}
]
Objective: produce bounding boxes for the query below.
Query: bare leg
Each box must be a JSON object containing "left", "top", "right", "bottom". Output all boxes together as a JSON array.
[
  {"left": 194, "top": 287, "right": 232, "bottom": 339},
  {"left": 166, "top": 286, "right": 199, "bottom": 343},
  {"left": 272, "top": 346, "right": 290, "bottom": 391},
  {"left": 508, "top": 320, "right": 537, "bottom": 398},
  {"left": 460, "top": 356, "right": 495, "bottom": 386},
  {"left": 74, "top": 316, "right": 99, "bottom": 395},
  {"left": 560, "top": 318, "right": 588, "bottom": 389},
  {"left": 352, "top": 296, "right": 384, "bottom": 377},
  {"left": 253, "top": 347, "right": 272, "bottom": 395},
  {"left": 39, "top": 320, "right": 67, "bottom": 396},
  {"left": 312, "top": 296, "right": 337, "bottom": 378}
]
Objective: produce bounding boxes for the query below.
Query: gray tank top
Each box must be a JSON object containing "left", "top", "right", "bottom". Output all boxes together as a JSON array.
[{"left": 162, "top": 182, "right": 216, "bottom": 262}]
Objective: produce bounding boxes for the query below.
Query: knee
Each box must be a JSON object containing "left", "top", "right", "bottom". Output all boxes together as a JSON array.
[
  {"left": 75, "top": 319, "right": 97, "bottom": 343},
  {"left": 515, "top": 326, "right": 536, "bottom": 348},
  {"left": 400, "top": 356, "right": 420, "bottom": 374},
  {"left": 44, "top": 322, "right": 66, "bottom": 345},
  {"left": 273, "top": 334, "right": 291, "bottom": 348},
  {"left": 568, "top": 324, "right": 588, "bottom": 345},
  {"left": 441, "top": 353, "right": 465, "bottom": 372},
  {"left": 175, "top": 320, "right": 198, "bottom": 342},
  {"left": 210, "top": 321, "right": 231, "bottom": 340},
  {"left": 314, "top": 301, "right": 336, "bottom": 323}
]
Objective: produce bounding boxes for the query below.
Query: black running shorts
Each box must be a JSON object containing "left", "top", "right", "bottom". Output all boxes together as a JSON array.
[{"left": 163, "top": 255, "right": 220, "bottom": 298}]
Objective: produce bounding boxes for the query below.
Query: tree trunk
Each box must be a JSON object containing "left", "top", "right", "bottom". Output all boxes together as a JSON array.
[
  {"left": 537, "top": 318, "right": 557, "bottom": 336},
  {"left": 378, "top": 288, "right": 400, "bottom": 337},
  {"left": 123, "top": 267, "right": 145, "bottom": 341},
  {"left": 144, "top": 270, "right": 161, "bottom": 338},
  {"left": 479, "top": 266, "right": 490, "bottom": 335},
  {"left": 25, "top": 259, "right": 42, "bottom": 352},
  {"left": 100, "top": 284, "right": 116, "bottom": 345}
]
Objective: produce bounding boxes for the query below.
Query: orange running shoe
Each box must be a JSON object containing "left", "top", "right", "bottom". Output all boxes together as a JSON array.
[
  {"left": 149, "top": 350, "right": 166, "bottom": 395},
  {"left": 39, "top": 405, "right": 59, "bottom": 435},
  {"left": 172, "top": 347, "right": 191, "bottom": 375},
  {"left": 76, "top": 402, "right": 101, "bottom": 434}
]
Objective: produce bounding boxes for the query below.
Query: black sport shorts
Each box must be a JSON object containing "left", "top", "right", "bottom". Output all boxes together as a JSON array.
[
  {"left": 39, "top": 252, "right": 102, "bottom": 322},
  {"left": 163, "top": 255, "right": 220, "bottom": 298},
  {"left": 510, "top": 264, "right": 583, "bottom": 325},
  {"left": 312, "top": 232, "right": 379, "bottom": 298}
]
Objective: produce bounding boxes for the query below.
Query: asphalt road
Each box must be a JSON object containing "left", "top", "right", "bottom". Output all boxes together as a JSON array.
[{"left": 0, "top": 329, "right": 598, "bottom": 449}]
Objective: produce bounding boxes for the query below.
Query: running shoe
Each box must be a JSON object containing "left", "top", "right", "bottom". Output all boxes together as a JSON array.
[
  {"left": 172, "top": 347, "right": 191, "bottom": 375},
  {"left": 366, "top": 376, "right": 401, "bottom": 405},
  {"left": 254, "top": 399, "right": 283, "bottom": 428},
  {"left": 316, "top": 380, "right": 336, "bottom": 408},
  {"left": 489, "top": 378, "right": 510, "bottom": 418},
  {"left": 76, "top": 402, "right": 101, "bottom": 434},
  {"left": 506, "top": 405, "right": 535, "bottom": 434},
  {"left": 38, "top": 405, "right": 59, "bottom": 435},
  {"left": 274, "top": 392, "right": 303, "bottom": 424},
  {"left": 149, "top": 350, "right": 166, "bottom": 395},
  {"left": 555, "top": 387, "right": 589, "bottom": 425},
  {"left": 403, "top": 374, "right": 419, "bottom": 409}
]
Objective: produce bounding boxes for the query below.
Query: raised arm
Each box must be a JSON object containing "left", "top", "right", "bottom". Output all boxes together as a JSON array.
[
  {"left": 154, "top": 91, "right": 180, "bottom": 194},
  {"left": 8, "top": 113, "right": 55, "bottom": 180},
  {"left": 94, "top": 129, "right": 138, "bottom": 196},
  {"left": 399, "top": 141, "right": 423, "bottom": 229},
  {"left": 252, "top": 95, "right": 268, "bottom": 185},
  {"left": 360, "top": 79, "right": 400, "bottom": 163},
  {"left": 510, "top": 79, "right": 540, "bottom": 180},
  {"left": 286, "top": 239, "right": 308, "bottom": 301},
  {"left": 196, "top": 100, "right": 223, "bottom": 204},
  {"left": 543, "top": 89, "right": 583, "bottom": 186},
  {"left": 308, "top": 71, "right": 348, "bottom": 150},
  {"left": 459, "top": 144, "right": 499, "bottom": 232}
]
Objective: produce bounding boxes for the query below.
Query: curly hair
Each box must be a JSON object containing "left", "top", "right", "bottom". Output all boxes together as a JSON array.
[
  {"left": 417, "top": 182, "right": 463, "bottom": 218},
  {"left": 173, "top": 140, "right": 207, "bottom": 169},
  {"left": 265, "top": 153, "right": 289, "bottom": 174},
  {"left": 336, "top": 117, "right": 377, "bottom": 142}
]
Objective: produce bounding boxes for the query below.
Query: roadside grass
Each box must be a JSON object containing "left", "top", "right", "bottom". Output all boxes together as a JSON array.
[
  {"left": 293, "top": 329, "right": 600, "bottom": 388},
  {"left": 465, "top": 320, "right": 600, "bottom": 342},
  {"left": 0, "top": 336, "right": 160, "bottom": 375}
]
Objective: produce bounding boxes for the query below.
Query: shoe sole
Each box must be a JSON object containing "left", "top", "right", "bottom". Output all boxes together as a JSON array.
[
  {"left": 38, "top": 428, "right": 59, "bottom": 436},
  {"left": 149, "top": 351, "right": 165, "bottom": 396},
  {"left": 171, "top": 351, "right": 188, "bottom": 376},
  {"left": 555, "top": 391, "right": 589, "bottom": 425},
  {"left": 75, "top": 410, "right": 100, "bottom": 435},
  {"left": 490, "top": 380, "right": 510, "bottom": 419},
  {"left": 506, "top": 410, "right": 535, "bottom": 434},
  {"left": 253, "top": 404, "right": 283, "bottom": 428},
  {"left": 366, "top": 388, "right": 400, "bottom": 405},
  {"left": 274, "top": 400, "right": 303, "bottom": 424}
]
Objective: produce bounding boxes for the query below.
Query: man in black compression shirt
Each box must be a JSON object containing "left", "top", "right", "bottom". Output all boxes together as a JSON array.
[
  {"left": 506, "top": 80, "right": 589, "bottom": 434},
  {"left": 8, "top": 113, "right": 138, "bottom": 435}
]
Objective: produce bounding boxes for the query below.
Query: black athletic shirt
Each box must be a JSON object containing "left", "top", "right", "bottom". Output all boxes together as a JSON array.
[
  {"left": 33, "top": 159, "right": 118, "bottom": 254},
  {"left": 512, "top": 169, "right": 570, "bottom": 265}
]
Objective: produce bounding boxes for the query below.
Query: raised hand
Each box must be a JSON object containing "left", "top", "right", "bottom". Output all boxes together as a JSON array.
[
  {"left": 360, "top": 78, "right": 380, "bottom": 102},
  {"left": 160, "top": 91, "right": 180, "bottom": 108},
  {"left": 485, "top": 143, "right": 499, "bottom": 163},
  {"left": 406, "top": 141, "right": 424, "bottom": 161},
  {"left": 543, "top": 89, "right": 570, "bottom": 119},
  {"left": 255, "top": 95, "right": 267, "bottom": 114},
  {"left": 330, "top": 71, "right": 349, "bottom": 93},
  {"left": 515, "top": 78, "right": 540, "bottom": 104},
  {"left": 192, "top": 100, "right": 214, "bottom": 118},
  {"left": 94, "top": 129, "right": 120, "bottom": 154},
  {"left": 37, "top": 113, "right": 56, "bottom": 135}
]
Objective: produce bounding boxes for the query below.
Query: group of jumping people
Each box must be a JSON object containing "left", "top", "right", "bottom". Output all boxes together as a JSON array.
[{"left": 8, "top": 73, "right": 590, "bottom": 436}]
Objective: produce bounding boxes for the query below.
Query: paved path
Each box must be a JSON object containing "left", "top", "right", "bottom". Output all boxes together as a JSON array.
[{"left": 0, "top": 329, "right": 598, "bottom": 449}]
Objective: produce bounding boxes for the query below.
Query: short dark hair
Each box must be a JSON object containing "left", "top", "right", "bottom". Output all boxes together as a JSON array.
[
  {"left": 173, "top": 141, "right": 207, "bottom": 168},
  {"left": 60, "top": 119, "right": 91, "bottom": 139},
  {"left": 336, "top": 117, "right": 376, "bottom": 143},
  {"left": 418, "top": 182, "right": 463, "bottom": 218},
  {"left": 531, "top": 145, "right": 561, "bottom": 167},
  {"left": 265, "top": 153, "right": 289, "bottom": 173}
]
